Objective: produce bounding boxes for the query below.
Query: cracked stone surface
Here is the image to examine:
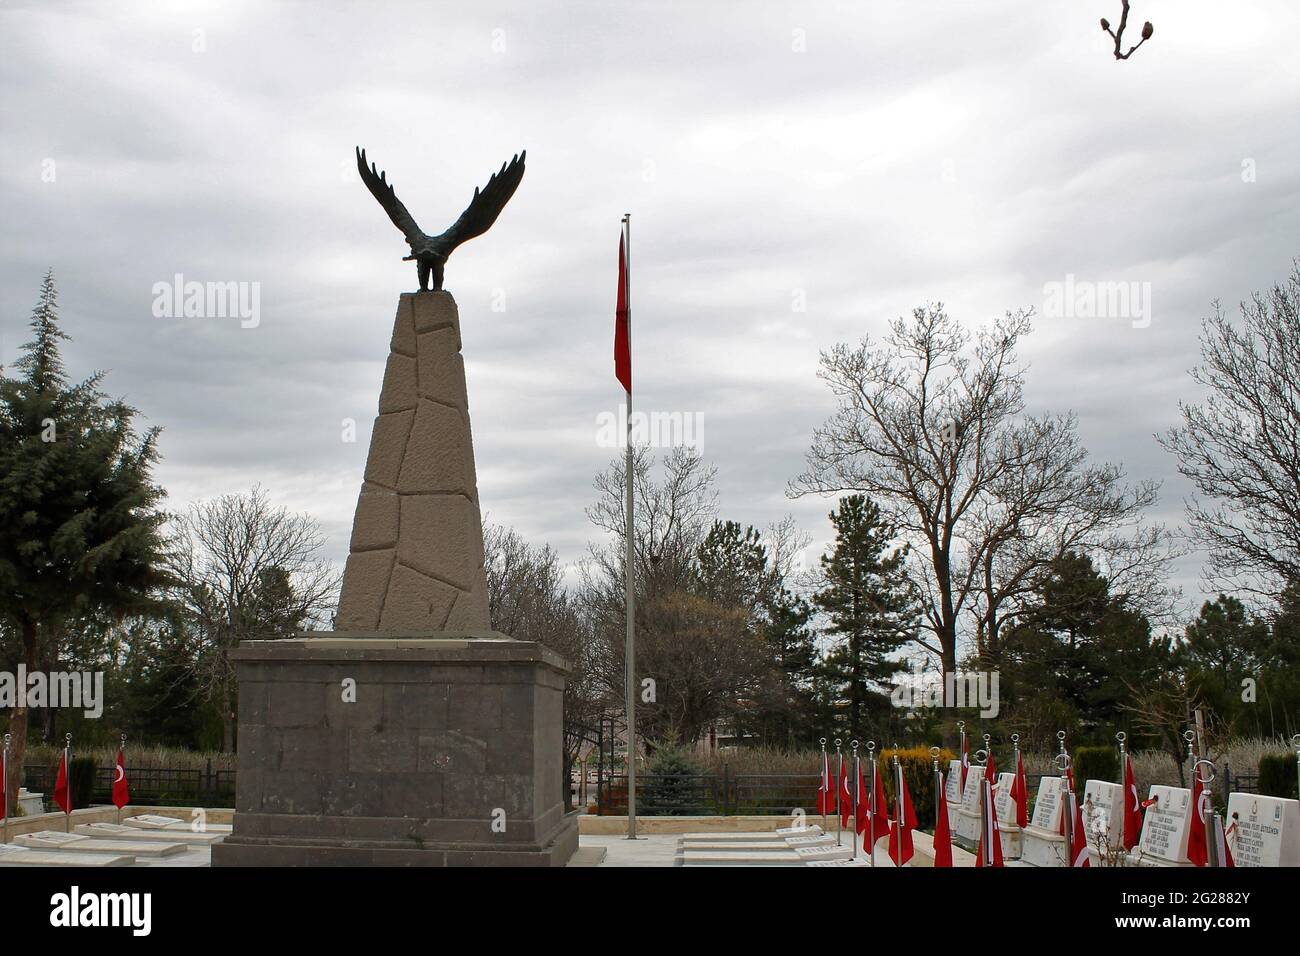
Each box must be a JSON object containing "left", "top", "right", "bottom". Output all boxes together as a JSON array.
[{"left": 336, "top": 292, "right": 491, "bottom": 632}]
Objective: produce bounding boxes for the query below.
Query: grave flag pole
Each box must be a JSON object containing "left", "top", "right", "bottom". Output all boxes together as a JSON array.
[
  {"left": 977, "top": 747, "right": 991, "bottom": 866},
  {"left": 2, "top": 733, "right": 9, "bottom": 845},
  {"left": 818, "top": 737, "right": 828, "bottom": 830},
  {"left": 1057, "top": 750, "right": 1073, "bottom": 867},
  {"left": 617, "top": 213, "right": 638, "bottom": 841},
  {"left": 850, "top": 740, "right": 860, "bottom": 859},
  {"left": 1195, "top": 759, "right": 1222, "bottom": 868},
  {"left": 63, "top": 733, "right": 72, "bottom": 833},
  {"left": 930, "top": 746, "right": 942, "bottom": 842},
  {"left": 892, "top": 745, "right": 904, "bottom": 868},
  {"left": 834, "top": 738, "right": 843, "bottom": 846},
  {"left": 958, "top": 719, "right": 968, "bottom": 792},
  {"left": 1292, "top": 734, "right": 1299, "bottom": 801},
  {"left": 867, "top": 740, "right": 877, "bottom": 867}
]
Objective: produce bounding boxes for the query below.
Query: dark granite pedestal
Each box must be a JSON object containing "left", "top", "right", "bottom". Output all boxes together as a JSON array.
[{"left": 211, "top": 633, "right": 577, "bottom": 867}]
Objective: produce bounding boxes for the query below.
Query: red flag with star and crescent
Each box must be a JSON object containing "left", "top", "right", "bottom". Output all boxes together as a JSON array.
[
  {"left": 112, "top": 749, "right": 130, "bottom": 809},
  {"left": 614, "top": 232, "right": 631, "bottom": 393},
  {"left": 816, "top": 750, "right": 832, "bottom": 816},
  {"left": 887, "top": 765, "right": 918, "bottom": 867},
  {"left": 1122, "top": 753, "right": 1141, "bottom": 849},
  {"left": 933, "top": 771, "right": 954, "bottom": 867},
  {"left": 1010, "top": 750, "right": 1029, "bottom": 829},
  {"left": 53, "top": 747, "right": 71, "bottom": 814}
]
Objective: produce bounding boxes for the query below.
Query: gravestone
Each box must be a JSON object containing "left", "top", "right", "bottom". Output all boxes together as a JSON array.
[
  {"left": 1019, "top": 777, "right": 1068, "bottom": 867},
  {"left": 992, "top": 771, "right": 1022, "bottom": 859},
  {"left": 945, "top": 760, "right": 963, "bottom": 830},
  {"left": 1128, "top": 785, "right": 1194, "bottom": 867},
  {"left": 1226, "top": 793, "right": 1300, "bottom": 867},
  {"left": 1080, "top": 779, "right": 1125, "bottom": 865},
  {"left": 213, "top": 290, "right": 575, "bottom": 868},
  {"left": 953, "top": 766, "right": 987, "bottom": 850}
]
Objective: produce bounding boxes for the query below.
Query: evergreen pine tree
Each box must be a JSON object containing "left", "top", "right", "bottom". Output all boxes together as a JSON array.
[
  {"left": 813, "top": 495, "right": 917, "bottom": 741},
  {"left": 0, "top": 272, "right": 170, "bottom": 807}
]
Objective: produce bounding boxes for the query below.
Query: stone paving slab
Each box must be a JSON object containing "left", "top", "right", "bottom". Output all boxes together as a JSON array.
[
  {"left": 75, "top": 823, "right": 225, "bottom": 845},
  {"left": 16, "top": 831, "right": 187, "bottom": 857},
  {"left": 794, "top": 844, "right": 855, "bottom": 861},
  {"left": 677, "top": 849, "right": 804, "bottom": 866},
  {"left": 121, "top": 814, "right": 189, "bottom": 830},
  {"left": 806, "top": 858, "right": 872, "bottom": 867},
  {"left": 0, "top": 844, "right": 134, "bottom": 867}
]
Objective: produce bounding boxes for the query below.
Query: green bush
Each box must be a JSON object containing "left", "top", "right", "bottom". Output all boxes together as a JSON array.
[
  {"left": 1258, "top": 753, "right": 1299, "bottom": 800},
  {"left": 877, "top": 747, "right": 956, "bottom": 832},
  {"left": 1074, "top": 746, "right": 1120, "bottom": 788},
  {"left": 642, "top": 744, "right": 709, "bottom": 815}
]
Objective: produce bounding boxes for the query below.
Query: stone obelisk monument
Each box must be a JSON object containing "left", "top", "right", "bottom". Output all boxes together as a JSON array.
[{"left": 213, "top": 148, "right": 576, "bottom": 867}]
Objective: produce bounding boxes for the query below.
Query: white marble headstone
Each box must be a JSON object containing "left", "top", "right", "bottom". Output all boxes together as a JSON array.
[
  {"left": 994, "top": 772, "right": 1018, "bottom": 825},
  {"left": 945, "top": 760, "right": 963, "bottom": 805},
  {"left": 960, "top": 766, "right": 985, "bottom": 811},
  {"left": 1082, "top": 779, "right": 1125, "bottom": 844},
  {"left": 1226, "top": 793, "right": 1300, "bottom": 867},
  {"left": 1137, "top": 785, "right": 1193, "bottom": 863},
  {"left": 1031, "top": 776, "right": 1065, "bottom": 831}
]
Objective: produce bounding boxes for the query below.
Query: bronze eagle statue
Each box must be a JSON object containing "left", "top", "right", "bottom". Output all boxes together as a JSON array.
[{"left": 356, "top": 146, "right": 526, "bottom": 291}]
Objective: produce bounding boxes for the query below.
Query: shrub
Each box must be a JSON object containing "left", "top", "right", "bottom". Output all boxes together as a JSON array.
[
  {"left": 877, "top": 747, "right": 956, "bottom": 832},
  {"left": 1258, "top": 753, "right": 1299, "bottom": 800},
  {"left": 1074, "top": 745, "right": 1120, "bottom": 788},
  {"left": 642, "top": 743, "right": 709, "bottom": 815}
]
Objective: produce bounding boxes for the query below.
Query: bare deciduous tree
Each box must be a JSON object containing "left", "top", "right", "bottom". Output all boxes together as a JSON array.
[
  {"left": 791, "top": 304, "right": 1173, "bottom": 693},
  {"left": 1100, "top": 2, "right": 1154, "bottom": 60},
  {"left": 167, "top": 485, "right": 339, "bottom": 752},
  {"left": 1161, "top": 265, "right": 1300, "bottom": 600}
]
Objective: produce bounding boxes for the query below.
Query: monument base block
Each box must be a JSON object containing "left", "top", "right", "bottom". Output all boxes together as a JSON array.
[{"left": 212, "top": 634, "right": 577, "bottom": 868}]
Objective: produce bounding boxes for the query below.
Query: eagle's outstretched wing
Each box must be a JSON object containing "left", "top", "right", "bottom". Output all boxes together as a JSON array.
[
  {"left": 439, "top": 151, "right": 526, "bottom": 252},
  {"left": 356, "top": 147, "right": 427, "bottom": 247}
]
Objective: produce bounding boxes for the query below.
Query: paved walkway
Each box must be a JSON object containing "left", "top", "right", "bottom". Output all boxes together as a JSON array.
[{"left": 581, "top": 834, "right": 682, "bottom": 866}]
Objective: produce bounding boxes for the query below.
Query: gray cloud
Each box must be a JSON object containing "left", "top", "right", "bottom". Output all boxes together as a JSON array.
[{"left": 2, "top": 0, "right": 1298, "bottom": 638}]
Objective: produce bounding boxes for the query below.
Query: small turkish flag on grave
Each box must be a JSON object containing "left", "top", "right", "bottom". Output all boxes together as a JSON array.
[
  {"left": 933, "top": 771, "right": 954, "bottom": 868},
  {"left": 1068, "top": 790, "right": 1090, "bottom": 867},
  {"left": 816, "top": 751, "right": 832, "bottom": 816},
  {"left": 858, "top": 761, "right": 891, "bottom": 845},
  {"left": 53, "top": 747, "right": 71, "bottom": 814},
  {"left": 976, "top": 778, "right": 1004, "bottom": 867},
  {"left": 838, "top": 757, "right": 852, "bottom": 828},
  {"left": 1010, "top": 750, "right": 1029, "bottom": 829},
  {"left": 1122, "top": 753, "right": 1141, "bottom": 849},
  {"left": 887, "top": 763, "right": 917, "bottom": 867},
  {"left": 112, "top": 749, "right": 130, "bottom": 810}
]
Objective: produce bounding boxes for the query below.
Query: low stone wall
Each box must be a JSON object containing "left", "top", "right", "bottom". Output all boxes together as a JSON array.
[
  {"left": 1, "top": 805, "right": 233, "bottom": 842},
  {"left": 579, "top": 815, "right": 803, "bottom": 835}
]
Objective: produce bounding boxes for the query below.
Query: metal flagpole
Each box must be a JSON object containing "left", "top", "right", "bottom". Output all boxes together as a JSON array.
[
  {"left": 893, "top": 747, "right": 904, "bottom": 867},
  {"left": 117, "top": 734, "right": 126, "bottom": 826},
  {"left": 833, "top": 738, "right": 843, "bottom": 846},
  {"left": 1292, "top": 733, "right": 1300, "bottom": 801},
  {"left": 64, "top": 733, "right": 72, "bottom": 834},
  {"left": 2, "top": 733, "right": 9, "bottom": 845},
  {"left": 1195, "top": 759, "right": 1220, "bottom": 867},
  {"left": 1057, "top": 750, "right": 1072, "bottom": 866},
  {"left": 850, "top": 740, "right": 859, "bottom": 859},
  {"left": 867, "top": 741, "right": 877, "bottom": 867},
  {"left": 818, "top": 737, "right": 828, "bottom": 830},
  {"left": 930, "top": 746, "right": 942, "bottom": 840},
  {"left": 622, "top": 213, "right": 639, "bottom": 841},
  {"left": 977, "top": 748, "right": 991, "bottom": 865}
]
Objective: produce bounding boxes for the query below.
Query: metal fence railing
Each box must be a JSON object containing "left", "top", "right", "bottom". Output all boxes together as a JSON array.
[{"left": 22, "top": 763, "right": 236, "bottom": 811}]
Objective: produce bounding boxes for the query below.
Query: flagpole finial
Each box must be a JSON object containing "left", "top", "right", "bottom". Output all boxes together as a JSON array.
[
  {"left": 867, "top": 740, "right": 876, "bottom": 754},
  {"left": 957, "top": 720, "right": 965, "bottom": 732},
  {"left": 65, "top": 733, "right": 72, "bottom": 744},
  {"left": 819, "top": 737, "right": 827, "bottom": 749},
  {"left": 851, "top": 739, "right": 859, "bottom": 752}
]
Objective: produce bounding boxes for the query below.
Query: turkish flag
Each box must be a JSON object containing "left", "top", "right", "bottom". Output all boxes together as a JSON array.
[
  {"left": 838, "top": 757, "right": 852, "bottom": 828},
  {"left": 858, "top": 762, "right": 891, "bottom": 845},
  {"left": 1010, "top": 750, "right": 1029, "bottom": 829},
  {"left": 112, "top": 749, "right": 130, "bottom": 810},
  {"left": 1068, "top": 791, "right": 1090, "bottom": 867},
  {"left": 960, "top": 735, "right": 969, "bottom": 791},
  {"left": 977, "top": 780, "right": 1003, "bottom": 868},
  {"left": 887, "top": 766, "right": 917, "bottom": 867},
  {"left": 614, "top": 232, "right": 631, "bottom": 393},
  {"left": 1187, "top": 771, "right": 1210, "bottom": 866},
  {"left": 53, "top": 748, "right": 71, "bottom": 814},
  {"left": 1122, "top": 754, "right": 1141, "bottom": 849},
  {"left": 984, "top": 750, "right": 997, "bottom": 784},
  {"left": 816, "top": 751, "right": 832, "bottom": 816},
  {"left": 933, "top": 772, "right": 954, "bottom": 867}
]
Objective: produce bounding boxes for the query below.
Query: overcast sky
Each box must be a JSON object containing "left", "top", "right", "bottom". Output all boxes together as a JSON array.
[{"left": 2, "top": 0, "right": 1298, "bottom": 637}]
